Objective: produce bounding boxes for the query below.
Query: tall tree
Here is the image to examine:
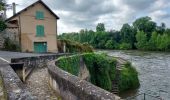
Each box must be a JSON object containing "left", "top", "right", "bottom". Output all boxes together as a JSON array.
[
  {"left": 120, "top": 23, "right": 135, "bottom": 48},
  {"left": 148, "top": 31, "right": 158, "bottom": 50},
  {"left": 135, "top": 31, "right": 148, "bottom": 50},
  {"left": 96, "top": 23, "right": 105, "bottom": 32},
  {"left": 0, "top": 0, "right": 5, "bottom": 11},
  {"left": 133, "top": 16, "right": 156, "bottom": 40},
  {"left": 0, "top": 0, "right": 6, "bottom": 31}
]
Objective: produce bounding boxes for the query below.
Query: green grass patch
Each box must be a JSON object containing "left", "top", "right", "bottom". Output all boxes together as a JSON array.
[{"left": 118, "top": 62, "right": 140, "bottom": 92}]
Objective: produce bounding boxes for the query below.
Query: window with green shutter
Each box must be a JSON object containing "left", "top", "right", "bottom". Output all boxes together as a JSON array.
[
  {"left": 36, "top": 11, "right": 44, "bottom": 19},
  {"left": 36, "top": 25, "right": 44, "bottom": 37}
]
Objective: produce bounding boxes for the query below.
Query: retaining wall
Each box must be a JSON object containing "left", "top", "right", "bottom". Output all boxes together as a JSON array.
[
  {"left": 48, "top": 59, "right": 121, "bottom": 100},
  {"left": 0, "top": 64, "right": 35, "bottom": 100}
]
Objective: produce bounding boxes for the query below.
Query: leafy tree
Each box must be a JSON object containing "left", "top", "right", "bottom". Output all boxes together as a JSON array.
[
  {"left": 133, "top": 16, "right": 156, "bottom": 40},
  {"left": 157, "top": 34, "right": 170, "bottom": 51},
  {"left": 0, "top": 0, "right": 5, "bottom": 11},
  {"left": 120, "top": 23, "right": 135, "bottom": 49},
  {"left": 58, "top": 16, "right": 170, "bottom": 52},
  {"left": 135, "top": 31, "right": 148, "bottom": 50},
  {"left": 156, "top": 22, "right": 166, "bottom": 34},
  {"left": 148, "top": 31, "right": 158, "bottom": 50},
  {"left": 96, "top": 23, "right": 105, "bottom": 32},
  {"left": 105, "top": 40, "right": 114, "bottom": 49},
  {"left": 0, "top": 0, "right": 6, "bottom": 31}
]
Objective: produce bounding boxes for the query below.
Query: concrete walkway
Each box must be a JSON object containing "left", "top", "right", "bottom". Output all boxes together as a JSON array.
[
  {"left": 0, "top": 51, "right": 60, "bottom": 100},
  {"left": 26, "top": 67, "right": 60, "bottom": 100}
]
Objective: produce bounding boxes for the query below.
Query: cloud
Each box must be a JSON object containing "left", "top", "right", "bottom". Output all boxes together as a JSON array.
[{"left": 6, "top": 0, "right": 170, "bottom": 33}]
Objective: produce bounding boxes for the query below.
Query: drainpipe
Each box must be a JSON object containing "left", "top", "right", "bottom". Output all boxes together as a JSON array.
[{"left": 12, "top": 2, "right": 16, "bottom": 15}]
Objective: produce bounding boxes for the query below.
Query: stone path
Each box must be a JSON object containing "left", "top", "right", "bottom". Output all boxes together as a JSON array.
[{"left": 26, "top": 67, "right": 60, "bottom": 100}]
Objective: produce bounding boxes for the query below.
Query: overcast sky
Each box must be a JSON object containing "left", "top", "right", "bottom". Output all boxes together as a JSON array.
[{"left": 6, "top": 0, "right": 170, "bottom": 34}]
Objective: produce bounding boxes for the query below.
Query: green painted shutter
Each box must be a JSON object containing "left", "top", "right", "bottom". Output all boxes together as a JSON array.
[
  {"left": 36, "top": 25, "right": 44, "bottom": 37},
  {"left": 41, "top": 25, "right": 44, "bottom": 36},
  {"left": 36, "top": 11, "right": 44, "bottom": 19}
]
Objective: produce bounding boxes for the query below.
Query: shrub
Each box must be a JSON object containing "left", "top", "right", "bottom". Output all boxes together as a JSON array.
[
  {"left": 3, "top": 38, "right": 20, "bottom": 51},
  {"left": 119, "top": 43, "right": 132, "bottom": 50},
  {"left": 57, "top": 39, "right": 93, "bottom": 53}
]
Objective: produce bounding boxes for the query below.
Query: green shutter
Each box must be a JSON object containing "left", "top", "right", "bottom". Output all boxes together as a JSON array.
[
  {"left": 36, "top": 11, "right": 44, "bottom": 19},
  {"left": 36, "top": 25, "right": 44, "bottom": 37}
]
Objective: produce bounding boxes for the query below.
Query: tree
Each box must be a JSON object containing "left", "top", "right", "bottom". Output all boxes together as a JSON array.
[
  {"left": 105, "top": 40, "right": 114, "bottom": 49},
  {"left": 148, "top": 31, "right": 158, "bottom": 50},
  {"left": 133, "top": 16, "right": 156, "bottom": 40},
  {"left": 157, "top": 34, "right": 170, "bottom": 51},
  {"left": 96, "top": 23, "right": 105, "bottom": 32},
  {"left": 135, "top": 31, "right": 148, "bottom": 50},
  {"left": 120, "top": 23, "right": 135, "bottom": 49},
  {"left": 0, "top": 0, "right": 5, "bottom": 11},
  {"left": 0, "top": 0, "right": 6, "bottom": 31},
  {"left": 156, "top": 22, "right": 166, "bottom": 34}
]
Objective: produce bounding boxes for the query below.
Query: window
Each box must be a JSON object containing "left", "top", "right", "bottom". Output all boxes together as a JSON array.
[
  {"left": 36, "top": 25, "right": 44, "bottom": 37},
  {"left": 36, "top": 11, "right": 44, "bottom": 19}
]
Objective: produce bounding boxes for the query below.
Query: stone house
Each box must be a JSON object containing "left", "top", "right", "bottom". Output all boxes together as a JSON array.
[{"left": 4, "top": 0, "right": 59, "bottom": 53}]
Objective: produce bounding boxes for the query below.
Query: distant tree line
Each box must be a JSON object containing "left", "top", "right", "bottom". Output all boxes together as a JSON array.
[{"left": 58, "top": 16, "right": 170, "bottom": 51}]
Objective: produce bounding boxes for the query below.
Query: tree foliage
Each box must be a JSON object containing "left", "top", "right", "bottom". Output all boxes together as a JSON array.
[{"left": 58, "top": 16, "right": 170, "bottom": 52}]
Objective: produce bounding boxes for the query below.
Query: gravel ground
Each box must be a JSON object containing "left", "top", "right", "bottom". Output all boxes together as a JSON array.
[{"left": 26, "top": 67, "right": 61, "bottom": 100}]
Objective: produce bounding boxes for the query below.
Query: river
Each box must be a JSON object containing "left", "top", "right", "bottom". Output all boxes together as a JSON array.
[{"left": 98, "top": 50, "right": 170, "bottom": 100}]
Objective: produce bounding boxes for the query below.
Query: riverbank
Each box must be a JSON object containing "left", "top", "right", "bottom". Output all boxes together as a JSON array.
[{"left": 99, "top": 50, "right": 170, "bottom": 99}]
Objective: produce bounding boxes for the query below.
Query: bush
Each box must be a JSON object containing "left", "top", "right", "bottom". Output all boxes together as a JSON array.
[
  {"left": 58, "top": 39, "right": 93, "bottom": 53},
  {"left": 119, "top": 43, "right": 132, "bottom": 50},
  {"left": 3, "top": 38, "right": 20, "bottom": 51}
]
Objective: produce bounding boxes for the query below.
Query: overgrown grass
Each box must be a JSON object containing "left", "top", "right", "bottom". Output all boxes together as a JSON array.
[
  {"left": 118, "top": 62, "right": 140, "bottom": 92},
  {"left": 56, "top": 53, "right": 139, "bottom": 92}
]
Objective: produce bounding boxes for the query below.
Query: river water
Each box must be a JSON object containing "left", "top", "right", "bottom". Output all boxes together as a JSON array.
[{"left": 98, "top": 50, "right": 170, "bottom": 100}]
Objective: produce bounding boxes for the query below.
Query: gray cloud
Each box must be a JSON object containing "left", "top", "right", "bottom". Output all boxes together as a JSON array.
[{"left": 6, "top": 0, "right": 170, "bottom": 33}]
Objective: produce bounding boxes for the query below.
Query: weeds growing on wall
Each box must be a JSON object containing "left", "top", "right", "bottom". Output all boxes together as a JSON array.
[
  {"left": 118, "top": 62, "right": 140, "bottom": 92},
  {"left": 56, "top": 53, "right": 139, "bottom": 92},
  {"left": 57, "top": 55, "right": 80, "bottom": 76}
]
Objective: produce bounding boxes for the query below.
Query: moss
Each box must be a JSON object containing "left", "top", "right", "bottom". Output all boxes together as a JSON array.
[{"left": 0, "top": 74, "right": 7, "bottom": 100}]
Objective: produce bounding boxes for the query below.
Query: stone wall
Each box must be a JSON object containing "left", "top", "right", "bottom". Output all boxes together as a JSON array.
[
  {"left": 0, "top": 64, "right": 35, "bottom": 100},
  {"left": 11, "top": 54, "right": 68, "bottom": 81},
  {"left": 48, "top": 59, "right": 121, "bottom": 100}
]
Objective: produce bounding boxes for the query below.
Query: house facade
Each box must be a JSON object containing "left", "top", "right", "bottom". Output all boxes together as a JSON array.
[{"left": 5, "top": 0, "right": 59, "bottom": 53}]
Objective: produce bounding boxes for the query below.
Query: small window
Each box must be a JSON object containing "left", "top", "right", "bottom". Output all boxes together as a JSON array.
[
  {"left": 36, "top": 25, "right": 44, "bottom": 37},
  {"left": 36, "top": 11, "right": 44, "bottom": 19}
]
